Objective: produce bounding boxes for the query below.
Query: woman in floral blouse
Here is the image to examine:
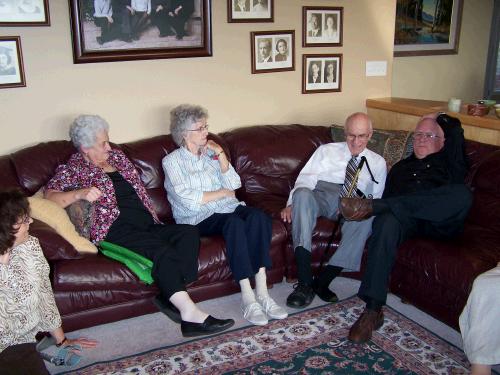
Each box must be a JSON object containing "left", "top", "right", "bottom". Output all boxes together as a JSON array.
[
  {"left": 45, "top": 115, "right": 234, "bottom": 338},
  {"left": 0, "top": 190, "right": 97, "bottom": 374}
]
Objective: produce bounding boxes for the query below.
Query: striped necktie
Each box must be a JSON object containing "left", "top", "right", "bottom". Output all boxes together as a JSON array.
[{"left": 340, "top": 155, "right": 359, "bottom": 198}]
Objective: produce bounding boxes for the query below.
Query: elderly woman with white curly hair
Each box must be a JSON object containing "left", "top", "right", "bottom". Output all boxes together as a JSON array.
[
  {"left": 162, "top": 104, "right": 288, "bottom": 326},
  {"left": 44, "top": 114, "right": 234, "bottom": 338}
]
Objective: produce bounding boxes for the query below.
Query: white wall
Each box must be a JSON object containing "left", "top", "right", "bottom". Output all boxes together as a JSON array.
[
  {"left": 392, "top": 0, "right": 494, "bottom": 103},
  {"left": 0, "top": 0, "right": 396, "bottom": 154}
]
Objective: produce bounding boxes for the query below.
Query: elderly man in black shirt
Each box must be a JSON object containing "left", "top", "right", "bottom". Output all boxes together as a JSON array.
[{"left": 340, "top": 113, "right": 472, "bottom": 344}]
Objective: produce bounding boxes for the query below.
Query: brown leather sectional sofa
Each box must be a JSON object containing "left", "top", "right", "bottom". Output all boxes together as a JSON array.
[{"left": 1, "top": 124, "right": 499, "bottom": 332}]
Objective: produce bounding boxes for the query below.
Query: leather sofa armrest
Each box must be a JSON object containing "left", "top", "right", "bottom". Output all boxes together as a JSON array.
[{"left": 30, "top": 219, "right": 82, "bottom": 261}]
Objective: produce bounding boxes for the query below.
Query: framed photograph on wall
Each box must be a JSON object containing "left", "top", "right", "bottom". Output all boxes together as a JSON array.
[
  {"left": 251, "top": 30, "right": 295, "bottom": 74},
  {"left": 394, "top": 0, "right": 463, "bottom": 56},
  {"left": 0, "top": 0, "right": 50, "bottom": 26},
  {"left": 303, "top": 6, "right": 343, "bottom": 47},
  {"left": 228, "top": 0, "right": 273, "bottom": 23},
  {"left": 68, "top": 0, "right": 212, "bottom": 64},
  {"left": 0, "top": 36, "right": 26, "bottom": 89},
  {"left": 302, "top": 54, "right": 342, "bottom": 94}
]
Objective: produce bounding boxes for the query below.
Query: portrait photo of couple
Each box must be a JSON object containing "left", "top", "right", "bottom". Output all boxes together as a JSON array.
[
  {"left": 303, "top": 54, "right": 342, "bottom": 94},
  {"left": 251, "top": 30, "right": 294, "bottom": 74},
  {"left": 0, "top": 0, "right": 48, "bottom": 24},
  {"left": 303, "top": 7, "right": 343, "bottom": 47},
  {"left": 228, "top": 0, "right": 272, "bottom": 22}
]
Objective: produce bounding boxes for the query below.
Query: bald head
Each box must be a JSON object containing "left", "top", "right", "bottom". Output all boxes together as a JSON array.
[
  {"left": 344, "top": 112, "right": 373, "bottom": 156},
  {"left": 413, "top": 117, "right": 445, "bottom": 159}
]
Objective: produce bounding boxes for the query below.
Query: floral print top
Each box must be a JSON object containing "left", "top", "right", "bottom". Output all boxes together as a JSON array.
[
  {"left": 45, "top": 149, "right": 159, "bottom": 243},
  {"left": 0, "top": 236, "right": 62, "bottom": 352}
]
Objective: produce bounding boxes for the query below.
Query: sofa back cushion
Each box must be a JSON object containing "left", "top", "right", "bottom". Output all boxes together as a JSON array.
[
  {"left": 221, "top": 125, "right": 332, "bottom": 206},
  {"left": 331, "top": 125, "right": 413, "bottom": 170},
  {"left": 10, "top": 141, "right": 76, "bottom": 195},
  {"left": 121, "top": 133, "right": 230, "bottom": 223}
]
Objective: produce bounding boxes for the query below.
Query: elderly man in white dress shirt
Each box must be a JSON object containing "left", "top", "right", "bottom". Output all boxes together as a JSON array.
[{"left": 281, "top": 112, "right": 387, "bottom": 308}]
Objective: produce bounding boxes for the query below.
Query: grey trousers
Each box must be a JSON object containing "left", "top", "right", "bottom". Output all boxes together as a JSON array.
[{"left": 291, "top": 181, "right": 373, "bottom": 272}]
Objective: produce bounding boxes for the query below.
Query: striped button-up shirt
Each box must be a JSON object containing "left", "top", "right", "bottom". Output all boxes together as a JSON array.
[{"left": 162, "top": 147, "right": 243, "bottom": 225}]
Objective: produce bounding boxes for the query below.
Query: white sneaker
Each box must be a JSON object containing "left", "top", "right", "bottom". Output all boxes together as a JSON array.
[
  {"left": 242, "top": 302, "right": 268, "bottom": 326},
  {"left": 257, "top": 295, "right": 288, "bottom": 320}
]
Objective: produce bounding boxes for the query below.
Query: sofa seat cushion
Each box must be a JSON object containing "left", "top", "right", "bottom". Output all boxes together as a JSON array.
[
  {"left": 53, "top": 254, "right": 156, "bottom": 292},
  {"left": 284, "top": 217, "right": 339, "bottom": 280}
]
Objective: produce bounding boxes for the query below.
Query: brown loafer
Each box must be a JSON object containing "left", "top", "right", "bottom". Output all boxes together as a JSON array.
[
  {"left": 348, "top": 308, "right": 384, "bottom": 344},
  {"left": 340, "top": 198, "right": 373, "bottom": 221}
]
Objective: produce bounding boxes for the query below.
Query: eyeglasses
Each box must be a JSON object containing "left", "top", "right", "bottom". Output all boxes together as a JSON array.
[
  {"left": 412, "top": 132, "right": 442, "bottom": 141},
  {"left": 346, "top": 134, "right": 370, "bottom": 141},
  {"left": 188, "top": 124, "right": 209, "bottom": 132}
]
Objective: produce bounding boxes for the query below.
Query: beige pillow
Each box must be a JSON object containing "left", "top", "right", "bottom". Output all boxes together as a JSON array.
[{"left": 28, "top": 196, "right": 98, "bottom": 254}]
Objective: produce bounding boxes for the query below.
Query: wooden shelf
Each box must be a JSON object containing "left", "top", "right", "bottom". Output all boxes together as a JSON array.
[
  {"left": 365, "top": 97, "right": 500, "bottom": 146},
  {"left": 366, "top": 97, "right": 500, "bottom": 130}
]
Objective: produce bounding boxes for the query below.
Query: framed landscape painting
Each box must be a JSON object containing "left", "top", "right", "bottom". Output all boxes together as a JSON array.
[
  {"left": 0, "top": 36, "right": 26, "bottom": 89},
  {"left": 68, "top": 0, "right": 212, "bottom": 63},
  {"left": 394, "top": 0, "right": 463, "bottom": 56}
]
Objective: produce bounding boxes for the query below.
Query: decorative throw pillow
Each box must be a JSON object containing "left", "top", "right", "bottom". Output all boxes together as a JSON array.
[
  {"left": 28, "top": 197, "right": 97, "bottom": 254},
  {"left": 65, "top": 200, "right": 95, "bottom": 240},
  {"left": 331, "top": 124, "right": 413, "bottom": 169}
]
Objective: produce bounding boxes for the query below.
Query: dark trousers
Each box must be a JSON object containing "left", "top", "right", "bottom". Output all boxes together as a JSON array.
[
  {"left": 0, "top": 343, "right": 48, "bottom": 375},
  {"left": 358, "top": 184, "right": 473, "bottom": 305},
  {"left": 131, "top": 11, "right": 148, "bottom": 37},
  {"left": 105, "top": 223, "right": 200, "bottom": 299},
  {"left": 94, "top": 17, "right": 114, "bottom": 42},
  {"left": 196, "top": 205, "right": 273, "bottom": 281},
  {"left": 151, "top": 8, "right": 173, "bottom": 35}
]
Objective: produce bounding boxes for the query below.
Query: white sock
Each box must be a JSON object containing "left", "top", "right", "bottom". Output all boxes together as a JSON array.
[
  {"left": 239, "top": 278, "right": 256, "bottom": 306},
  {"left": 169, "top": 291, "right": 208, "bottom": 323},
  {"left": 255, "top": 267, "right": 270, "bottom": 299}
]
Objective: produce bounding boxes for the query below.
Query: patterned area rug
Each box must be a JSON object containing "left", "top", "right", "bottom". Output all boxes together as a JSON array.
[{"left": 62, "top": 296, "right": 472, "bottom": 375}]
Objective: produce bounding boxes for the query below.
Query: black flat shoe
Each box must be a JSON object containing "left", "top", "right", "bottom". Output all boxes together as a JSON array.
[
  {"left": 313, "top": 285, "right": 339, "bottom": 303},
  {"left": 181, "top": 316, "right": 235, "bottom": 338},
  {"left": 286, "top": 283, "right": 315, "bottom": 308},
  {"left": 153, "top": 296, "right": 182, "bottom": 324}
]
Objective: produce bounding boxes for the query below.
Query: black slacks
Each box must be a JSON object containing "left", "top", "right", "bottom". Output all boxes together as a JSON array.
[
  {"left": 105, "top": 223, "right": 200, "bottom": 299},
  {"left": 0, "top": 343, "right": 48, "bottom": 375},
  {"left": 196, "top": 205, "right": 273, "bottom": 281},
  {"left": 358, "top": 184, "right": 473, "bottom": 305}
]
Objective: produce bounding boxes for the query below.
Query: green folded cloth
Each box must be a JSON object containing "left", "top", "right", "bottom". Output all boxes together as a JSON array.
[{"left": 99, "top": 241, "right": 154, "bottom": 284}]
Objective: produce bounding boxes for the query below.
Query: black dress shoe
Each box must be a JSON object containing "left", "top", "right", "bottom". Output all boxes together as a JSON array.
[
  {"left": 313, "top": 283, "right": 339, "bottom": 303},
  {"left": 153, "top": 296, "right": 181, "bottom": 324},
  {"left": 181, "top": 316, "right": 235, "bottom": 338},
  {"left": 286, "top": 283, "right": 315, "bottom": 308}
]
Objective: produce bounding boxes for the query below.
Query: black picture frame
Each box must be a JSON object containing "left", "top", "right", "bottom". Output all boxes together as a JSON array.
[
  {"left": 0, "top": 0, "right": 50, "bottom": 26},
  {"left": 68, "top": 0, "right": 212, "bottom": 64},
  {"left": 0, "top": 36, "right": 26, "bottom": 89}
]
